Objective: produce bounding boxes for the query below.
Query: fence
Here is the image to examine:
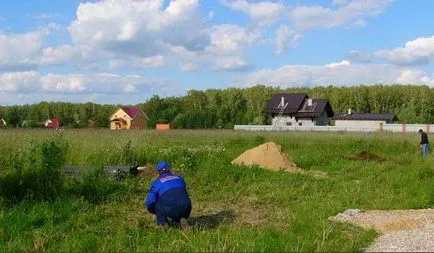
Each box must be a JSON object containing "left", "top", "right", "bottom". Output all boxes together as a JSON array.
[{"left": 234, "top": 124, "right": 434, "bottom": 133}]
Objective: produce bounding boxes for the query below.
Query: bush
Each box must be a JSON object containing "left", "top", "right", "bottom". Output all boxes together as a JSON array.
[{"left": 0, "top": 138, "right": 68, "bottom": 204}]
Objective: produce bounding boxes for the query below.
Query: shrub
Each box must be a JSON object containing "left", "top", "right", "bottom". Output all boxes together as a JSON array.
[{"left": 0, "top": 137, "right": 68, "bottom": 204}]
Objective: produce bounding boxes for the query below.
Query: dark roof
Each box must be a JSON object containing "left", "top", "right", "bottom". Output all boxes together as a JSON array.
[
  {"left": 264, "top": 93, "right": 308, "bottom": 114},
  {"left": 295, "top": 99, "right": 334, "bottom": 118},
  {"left": 122, "top": 106, "right": 143, "bottom": 118},
  {"left": 334, "top": 113, "right": 397, "bottom": 122}
]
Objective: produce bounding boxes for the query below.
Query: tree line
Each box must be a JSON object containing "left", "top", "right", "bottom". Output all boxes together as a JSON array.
[{"left": 1, "top": 84, "right": 433, "bottom": 128}]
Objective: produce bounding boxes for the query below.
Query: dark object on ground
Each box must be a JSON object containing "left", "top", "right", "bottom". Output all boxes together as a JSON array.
[{"left": 63, "top": 165, "right": 144, "bottom": 180}]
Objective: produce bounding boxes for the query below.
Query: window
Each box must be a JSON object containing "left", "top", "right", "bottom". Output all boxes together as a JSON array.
[
  {"left": 299, "top": 122, "right": 302, "bottom": 126},
  {"left": 286, "top": 122, "right": 292, "bottom": 126}
]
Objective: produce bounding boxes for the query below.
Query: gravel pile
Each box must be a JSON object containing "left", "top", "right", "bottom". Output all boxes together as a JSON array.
[
  {"left": 330, "top": 208, "right": 434, "bottom": 252},
  {"left": 367, "top": 223, "right": 434, "bottom": 252}
]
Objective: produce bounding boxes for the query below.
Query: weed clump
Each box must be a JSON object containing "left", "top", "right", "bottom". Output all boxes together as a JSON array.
[{"left": 0, "top": 138, "right": 68, "bottom": 204}]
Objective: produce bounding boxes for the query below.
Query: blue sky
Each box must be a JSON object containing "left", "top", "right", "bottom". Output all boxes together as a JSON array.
[{"left": 0, "top": 0, "right": 433, "bottom": 105}]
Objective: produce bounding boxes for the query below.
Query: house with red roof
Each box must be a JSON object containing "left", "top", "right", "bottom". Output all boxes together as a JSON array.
[
  {"left": 109, "top": 106, "right": 149, "bottom": 130},
  {"left": 44, "top": 117, "right": 61, "bottom": 129}
]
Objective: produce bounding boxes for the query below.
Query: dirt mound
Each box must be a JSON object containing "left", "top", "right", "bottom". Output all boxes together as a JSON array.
[
  {"left": 231, "top": 142, "right": 300, "bottom": 172},
  {"left": 346, "top": 151, "right": 386, "bottom": 162}
]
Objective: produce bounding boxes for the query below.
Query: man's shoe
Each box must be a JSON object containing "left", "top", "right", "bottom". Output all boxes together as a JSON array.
[
  {"left": 180, "top": 218, "right": 190, "bottom": 229},
  {"left": 157, "top": 223, "right": 170, "bottom": 229}
]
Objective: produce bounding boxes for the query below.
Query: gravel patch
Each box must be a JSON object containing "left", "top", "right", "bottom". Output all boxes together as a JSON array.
[{"left": 330, "top": 208, "right": 434, "bottom": 252}]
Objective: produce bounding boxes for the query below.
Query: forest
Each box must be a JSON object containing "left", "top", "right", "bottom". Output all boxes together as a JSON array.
[{"left": 1, "top": 84, "right": 433, "bottom": 129}]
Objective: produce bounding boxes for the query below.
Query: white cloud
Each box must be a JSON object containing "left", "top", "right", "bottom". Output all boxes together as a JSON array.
[
  {"left": 215, "top": 56, "right": 248, "bottom": 70},
  {"left": 40, "top": 45, "right": 78, "bottom": 66},
  {"left": 243, "top": 62, "right": 434, "bottom": 87},
  {"left": 376, "top": 36, "right": 434, "bottom": 66},
  {"left": 180, "top": 62, "right": 198, "bottom": 72},
  {"left": 69, "top": 0, "right": 209, "bottom": 59},
  {"left": 325, "top": 60, "right": 351, "bottom": 68},
  {"left": 109, "top": 55, "right": 166, "bottom": 69},
  {"left": 275, "top": 25, "right": 303, "bottom": 55},
  {"left": 168, "top": 24, "right": 257, "bottom": 71},
  {"left": 221, "top": 0, "right": 287, "bottom": 26},
  {"left": 0, "top": 25, "right": 78, "bottom": 70},
  {"left": 345, "top": 50, "right": 372, "bottom": 63},
  {"left": 291, "top": 0, "right": 394, "bottom": 30},
  {"left": 0, "top": 30, "right": 44, "bottom": 70},
  {"left": 0, "top": 71, "right": 174, "bottom": 95},
  {"left": 134, "top": 55, "right": 166, "bottom": 68},
  {"left": 66, "top": 0, "right": 259, "bottom": 71},
  {"left": 395, "top": 69, "right": 434, "bottom": 85},
  {"left": 207, "top": 24, "right": 260, "bottom": 54}
]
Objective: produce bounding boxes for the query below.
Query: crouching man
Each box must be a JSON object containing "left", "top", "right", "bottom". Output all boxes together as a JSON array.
[{"left": 145, "top": 160, "right": 192, "bottom": 228}]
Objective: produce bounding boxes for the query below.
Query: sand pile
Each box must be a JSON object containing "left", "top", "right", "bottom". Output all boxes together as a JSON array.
[{"left": 231, "top": 142, "right": 300, "bottom": 172}]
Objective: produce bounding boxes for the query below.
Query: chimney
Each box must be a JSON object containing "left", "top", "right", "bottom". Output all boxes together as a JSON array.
[
  {"left": 348, "top": 108, "right": 352, "bottom": 115},
  {"left": 307, "top": 99, "right": 313, "bottom": 106},
  {"left": 280, "top": 97, "right": 285, "bottom": 108}
]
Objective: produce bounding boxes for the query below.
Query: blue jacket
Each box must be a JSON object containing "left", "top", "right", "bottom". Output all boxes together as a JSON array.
[{"left": 145, "top": 171, "right": 191, "bottom": 214}]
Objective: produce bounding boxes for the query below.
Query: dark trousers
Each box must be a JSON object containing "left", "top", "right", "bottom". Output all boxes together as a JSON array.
[{"left": 156, "top": 201, "right": 191, "bottom": 226}]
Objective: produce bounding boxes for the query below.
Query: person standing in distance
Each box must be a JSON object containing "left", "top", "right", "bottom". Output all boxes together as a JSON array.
[
  {"left": 419, "top": 129, "right": 429, "bottom": 157},
  {"left": 145, "top": 160, "right": 192, "bottom": 228}
]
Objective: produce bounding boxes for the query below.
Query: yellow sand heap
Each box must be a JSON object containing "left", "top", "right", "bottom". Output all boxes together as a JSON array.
[{"left": 231, "top": 142, "right": 300, "bottom": 172}]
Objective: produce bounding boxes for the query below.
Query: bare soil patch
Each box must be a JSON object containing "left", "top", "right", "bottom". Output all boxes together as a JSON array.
[
  {"left": 345, "top": 151, "right": 387, "bottom": 162},
  {"left": 330, "top": 208, "right": 434, "bottom": 252},
  {"left": 190, "top": 198, "right": 290, "bottom": 229}
]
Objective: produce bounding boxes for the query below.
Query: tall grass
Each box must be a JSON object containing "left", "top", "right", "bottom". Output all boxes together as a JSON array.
[
  {"left": 0, "top": 129, "right": 432, "bottom": 251},
  {"left": 0, "top": 137, "right": 68, "bottom": 204}
]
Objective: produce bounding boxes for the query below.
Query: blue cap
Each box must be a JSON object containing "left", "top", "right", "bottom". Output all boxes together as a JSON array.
[{"left": 156, "top": 160, "right": 170, "bottom": 171}]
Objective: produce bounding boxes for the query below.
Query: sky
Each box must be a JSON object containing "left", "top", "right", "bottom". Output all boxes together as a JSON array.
[{"left": 0, "top": 0, "right": 433, "bottom": 105}]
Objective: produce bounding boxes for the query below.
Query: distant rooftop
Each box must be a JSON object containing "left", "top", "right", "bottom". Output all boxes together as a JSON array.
[
  {"left": 122, "top": 106, "right": 142, "bottom": 118},
  {"left": 334, "top": 113, "right": 397, "bottom": 123}
]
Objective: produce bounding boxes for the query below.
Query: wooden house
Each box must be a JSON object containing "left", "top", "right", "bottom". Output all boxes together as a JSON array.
[{"left": 110, "top": 106, "right": 149, "bottom": 130}]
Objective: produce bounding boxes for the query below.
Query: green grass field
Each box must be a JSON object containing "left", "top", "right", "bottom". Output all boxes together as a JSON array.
[{"left": 0, "top": 129, "right": 433, "bottom": 252}]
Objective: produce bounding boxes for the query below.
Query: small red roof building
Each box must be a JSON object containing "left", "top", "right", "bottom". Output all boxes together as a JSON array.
[{"left": 45, "top": 117, "right": 60, "bottom": 128}]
